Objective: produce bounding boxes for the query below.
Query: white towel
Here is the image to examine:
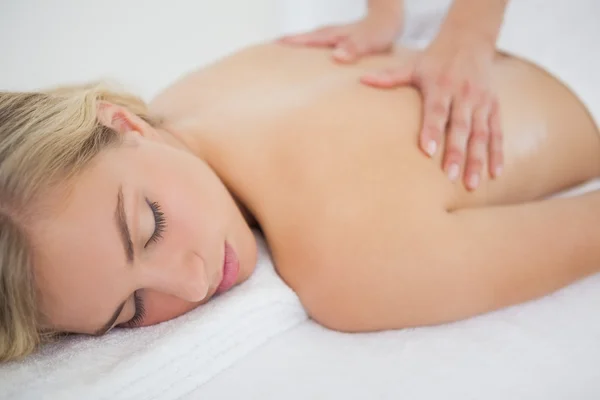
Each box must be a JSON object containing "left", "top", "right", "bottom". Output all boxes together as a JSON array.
[{"left": 0, "top": 233, "right": 307, "bottom": 400}]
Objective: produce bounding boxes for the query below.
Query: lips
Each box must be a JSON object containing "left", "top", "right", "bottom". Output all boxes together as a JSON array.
[{"left": 215, "top": 241, "right": 240, "bottom": 294}]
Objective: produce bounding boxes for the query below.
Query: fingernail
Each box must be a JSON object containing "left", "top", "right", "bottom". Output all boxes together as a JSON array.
[
  {"left": 425, "top": 140, "right": 437, "bottom": 157},
  {"left": 333, "top": 47, "right": 352, "bottom": 61},
  {"left": 448, "top": 164, "right": 460, "bottom": 182},
  {"left": 495, "top": 166, "right": 503, "bottom": 177},
  {"left": 468, "top": 173, "right": 480, "bottom": 189}
]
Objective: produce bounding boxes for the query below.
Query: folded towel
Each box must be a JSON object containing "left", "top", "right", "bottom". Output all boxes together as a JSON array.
[{"left": 0, "top": 233, "right": 307, "bottom": 400}]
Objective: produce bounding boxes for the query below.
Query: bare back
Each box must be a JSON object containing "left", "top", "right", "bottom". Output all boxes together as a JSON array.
[{"left": 150, "top": 43, "right": 600, "bottom": 298}]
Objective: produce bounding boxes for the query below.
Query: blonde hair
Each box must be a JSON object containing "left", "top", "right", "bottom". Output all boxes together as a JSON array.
[{"left": 0, "top": 82, "right": 159, "bottom": 362}]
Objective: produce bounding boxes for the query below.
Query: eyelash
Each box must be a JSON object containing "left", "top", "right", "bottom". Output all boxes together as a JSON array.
[
  {"left": 121, "top": 200, "right": 165, "bottom": 328},
  {"left": 145, "top": 200, "right": 166, "bottom": 247},
  {"left": 126, "top": 291, "right": 146, "bottom": 328}
]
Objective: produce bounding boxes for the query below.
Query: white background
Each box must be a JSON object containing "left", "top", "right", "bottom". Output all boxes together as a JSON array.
[
  {"left": 0, "top": 0, "right": 453, "bottom": 100},
  {"left": 0, "top": 0, "right": 283, "bottom": 99}
]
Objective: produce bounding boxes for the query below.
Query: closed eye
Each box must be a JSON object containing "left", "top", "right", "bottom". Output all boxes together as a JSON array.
[
  {"left": 145, "top": 199, "right": 166, "bottom": 248},
  {"left": 119, "top": 290, "right": 146, "bottom": 328}
]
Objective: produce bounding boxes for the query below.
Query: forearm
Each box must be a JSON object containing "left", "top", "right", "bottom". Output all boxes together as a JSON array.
[{"left": 440, "top": 0, "right": 510, "bottom": 47}]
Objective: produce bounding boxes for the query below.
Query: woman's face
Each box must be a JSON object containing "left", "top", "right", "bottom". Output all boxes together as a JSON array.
[{"left": 31, "top": 105, "right": 257, "bottom": 335}]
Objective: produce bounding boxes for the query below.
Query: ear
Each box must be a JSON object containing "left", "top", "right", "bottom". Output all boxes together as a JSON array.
[{"left": 96, "top": 101, "right": 146, "bottom": 136}]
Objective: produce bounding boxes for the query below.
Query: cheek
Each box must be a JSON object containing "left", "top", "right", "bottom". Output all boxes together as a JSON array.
[{"left": 139, "top": 290, "right": 202, "bottom": 326}]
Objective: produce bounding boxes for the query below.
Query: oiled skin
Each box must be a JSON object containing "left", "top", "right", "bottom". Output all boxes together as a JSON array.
[{"left": 149, "top": 43, "right": 600, "bottom": 330}]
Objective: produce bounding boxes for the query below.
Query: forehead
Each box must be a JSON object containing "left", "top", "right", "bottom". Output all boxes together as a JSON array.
[{"left": 31, "top": 150, "right": 131, "bottom": 330}]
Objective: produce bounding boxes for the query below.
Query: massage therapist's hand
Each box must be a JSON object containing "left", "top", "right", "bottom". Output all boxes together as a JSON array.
[
  {"left": 278, "top": 1, "right": 404, "bottom": 64},
  {"left": 362, "top": 27, "right": 504, "bottom": 190},
  {"left": 279, "top": 0, "right": 508, "bottom": 190}
]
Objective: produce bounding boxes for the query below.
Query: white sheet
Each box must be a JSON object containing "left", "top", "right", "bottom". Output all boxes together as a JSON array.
[{"left": 195, "top": 279, "right": 600, "bottom": 400}]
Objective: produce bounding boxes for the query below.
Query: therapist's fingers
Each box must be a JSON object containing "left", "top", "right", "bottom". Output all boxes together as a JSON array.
[
  {"left": 442, "top": 97, "right": 471, "bottom": 182},
  {"left": 279, "top": 26, "right": 346, "bottom": 47},
  {"left": 332, "top": 38, "right": 361, "bottom": 63},
  {"left": 420, "top": 87, "right": 452, "bottom": 161},
  {"left": 360, "top": 64, "right": 415, "bottom": 88},
  {"left": 463, "top": 104, "right": 490, "bottom": 190},
  {"left": 488, "top": 99, "right": 504, "bottom": 178},
  {"left": 332, "top": 36, "right": 375, "bottom": 63}
]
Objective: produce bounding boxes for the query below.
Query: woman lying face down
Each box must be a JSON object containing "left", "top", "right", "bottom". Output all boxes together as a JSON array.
[{"left": 2, "top": 37, "right": 600, "bottom": 363}]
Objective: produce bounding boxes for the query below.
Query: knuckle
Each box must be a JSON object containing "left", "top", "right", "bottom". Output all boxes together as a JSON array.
[
  {"left": 466, "top": 157, "right": 484, "bottom": 172},
  {"left": 428, "top": 100, "right": 449, "bottom": 117},
  {"left": 471, "top": 128, "right": 489, "bottom": 142},
  {"left": 448, "top": 127, "right": 470, "bottom": 146},
  {"left": 450, "top": 117, "right": 470, "bottom": 133},
  {"left": 444, "top": 147, "right": 465, "bottom": 163},
  {"left": 460, "top": 80, "right": 474, "bottom": 99},
  {"left": 435, "top": 73, "right": 453, "bottom": 89},
  {"left": 465, "top": 83, "right": 491, "bottom": 104},
  {"left": 470, "top": 92, "right": 487, "bottom": 107}
]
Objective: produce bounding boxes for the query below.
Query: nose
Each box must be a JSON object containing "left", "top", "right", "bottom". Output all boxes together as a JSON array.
[{"left": 143, "top": 251, "right": 210, "bottom": 302}]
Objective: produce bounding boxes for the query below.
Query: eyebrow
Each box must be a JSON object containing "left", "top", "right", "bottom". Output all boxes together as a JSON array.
[
  {"left": 94, "top": 300, "right": 126, "bottom": 336},
  {"left": 115, "top": 185, "right": 135, "bottom": 264}
]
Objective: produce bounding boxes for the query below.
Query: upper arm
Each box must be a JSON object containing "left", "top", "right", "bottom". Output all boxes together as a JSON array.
[
  {"left": 300, "top": 191, "right": 600, "bottom": 333},
  {"left": 291, "top": 212, "right": 462, "bottom": 333}
]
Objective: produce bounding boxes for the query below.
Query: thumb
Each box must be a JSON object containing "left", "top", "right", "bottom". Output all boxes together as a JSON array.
[{"left": 360, "top": 64, "right": 415, "bottom": 88}]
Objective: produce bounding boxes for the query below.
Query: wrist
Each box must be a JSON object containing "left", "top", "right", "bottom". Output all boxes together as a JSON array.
[
  {"left": 366, "top": 12, "right": 404, "bottom": 40},
  {"left": 367, "top": 0, "right": 404, "bottom": 26},
  {"left": 440, "top": 0, "right": 508, "bottom": 49},
  {"left": 367, "top": 0, "right": 403, "bottom": 14},
  {"left": 437, "top": 22, "right": 497, "bottom": 56}
]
